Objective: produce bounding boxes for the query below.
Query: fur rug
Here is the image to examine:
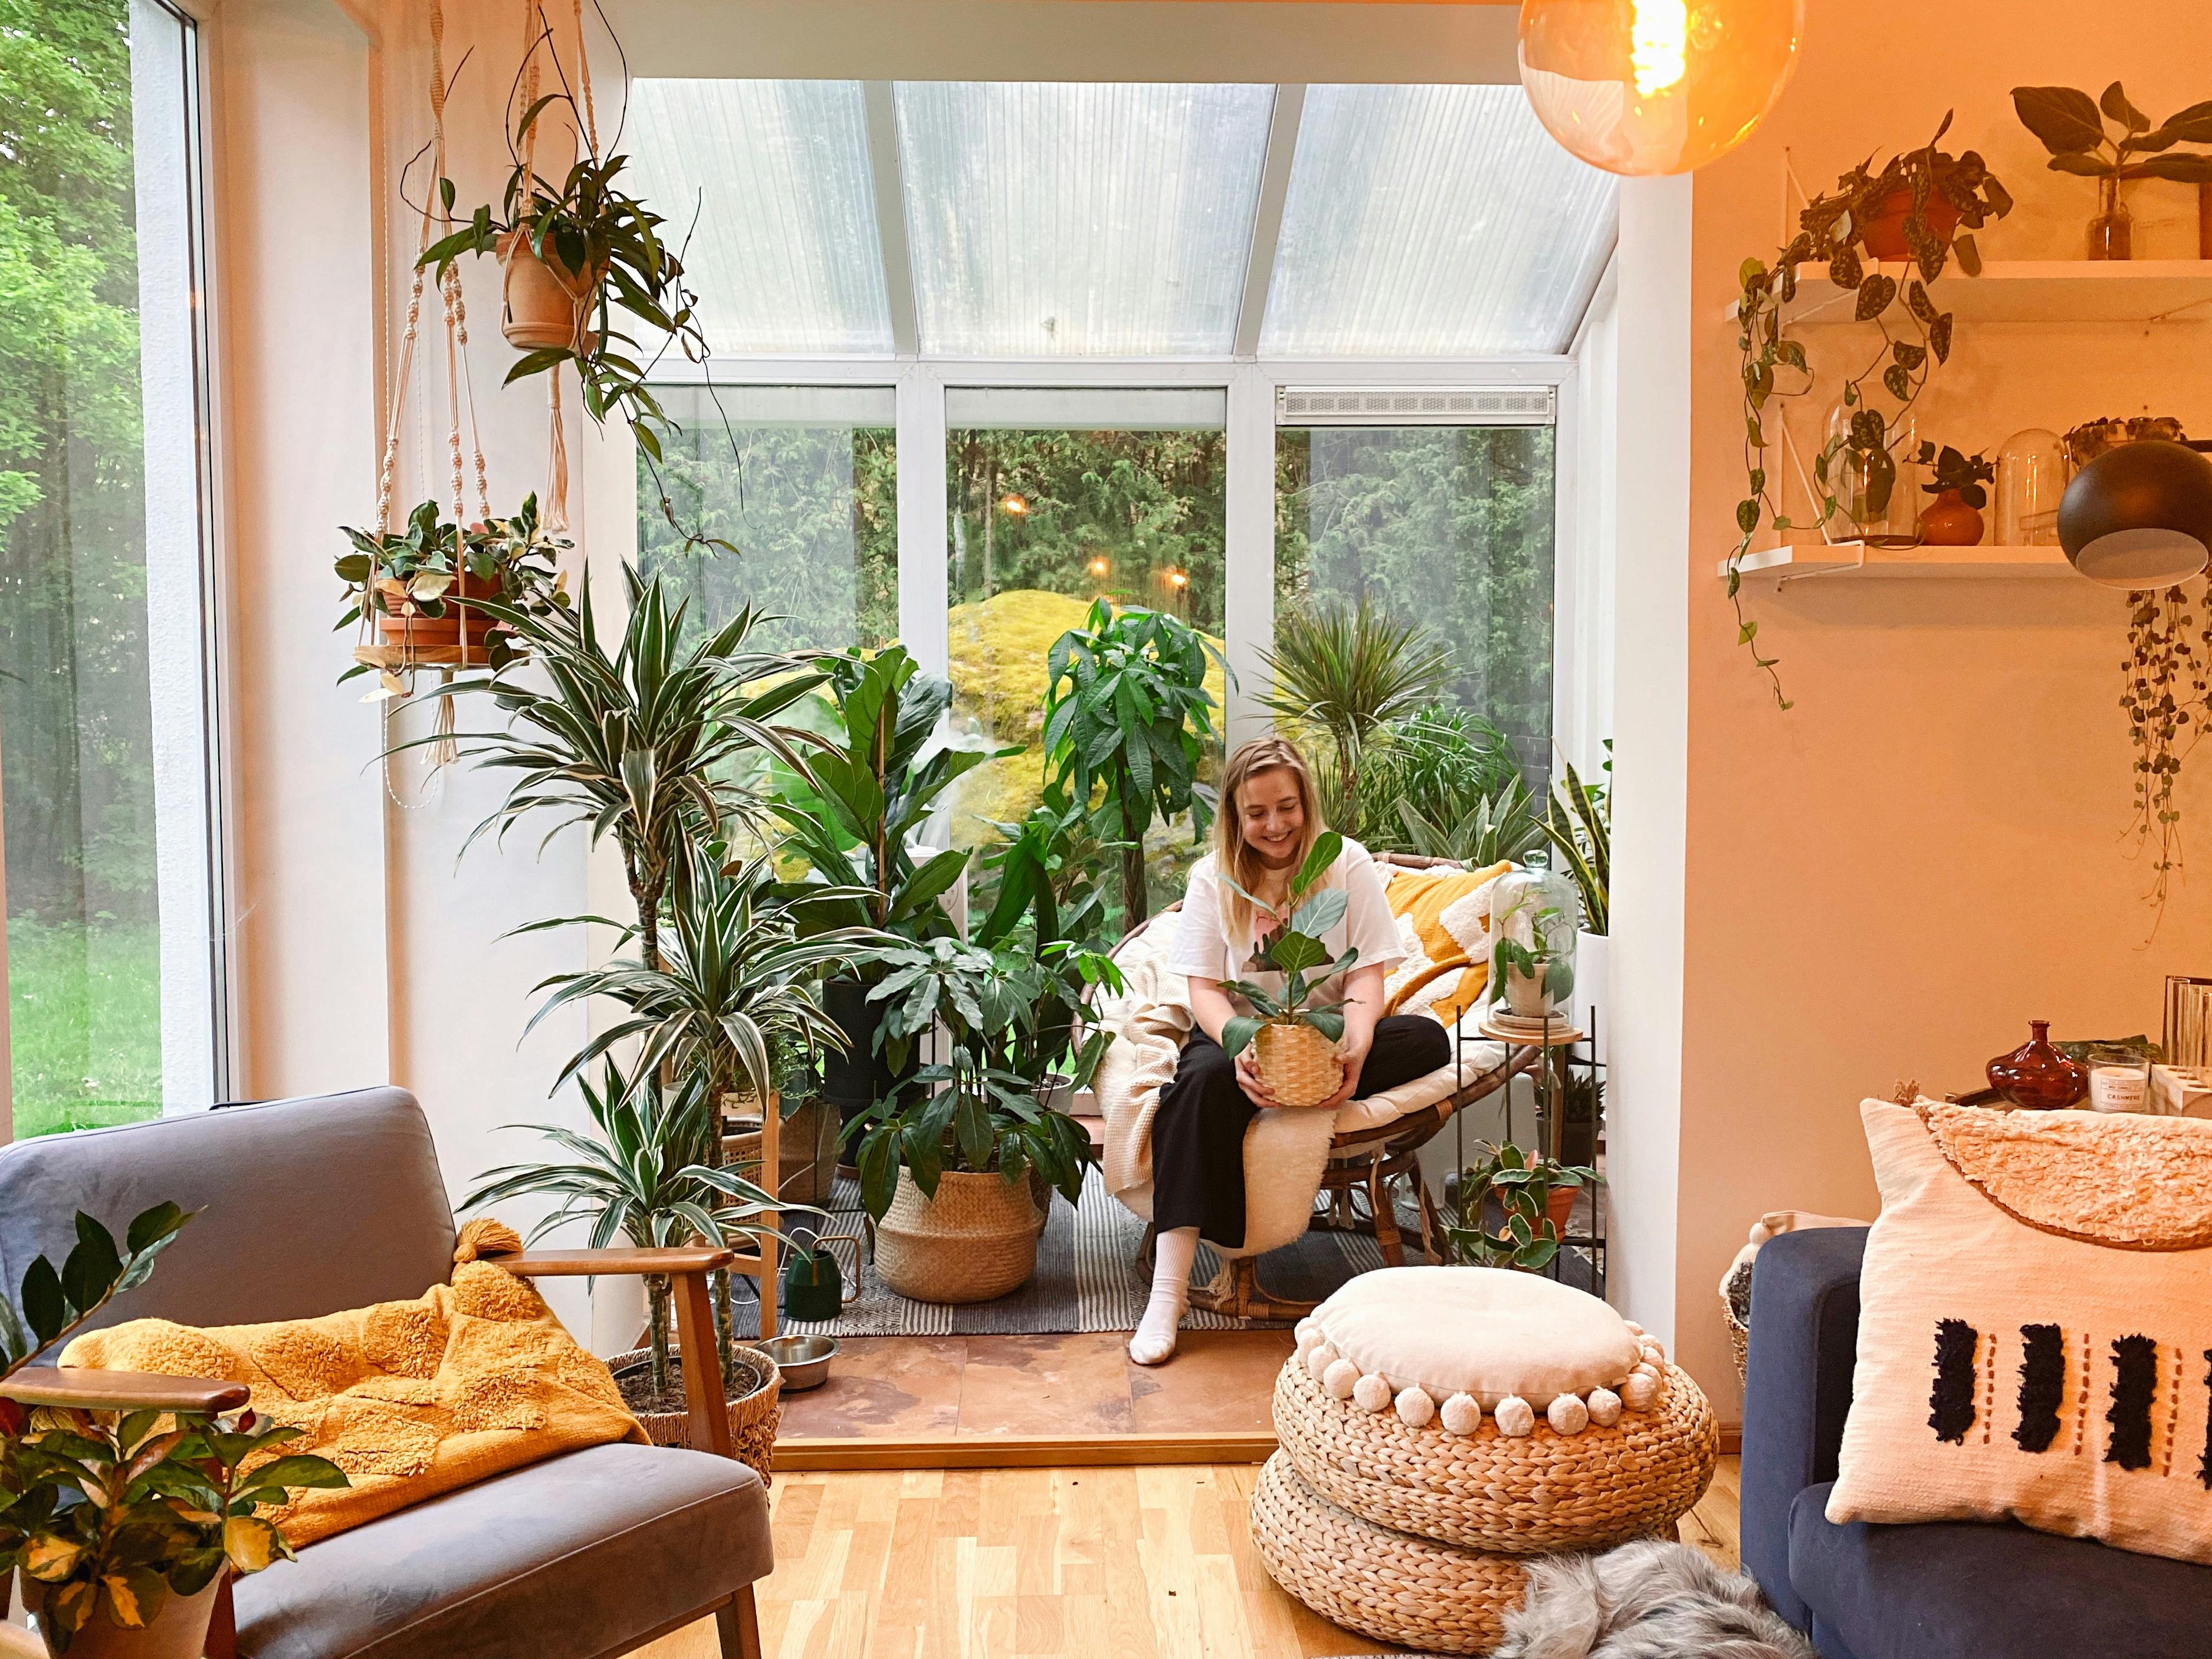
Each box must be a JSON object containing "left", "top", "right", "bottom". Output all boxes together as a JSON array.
[{"left": 1489, "top": 1540, "right": 1817, "bottom": 1659}]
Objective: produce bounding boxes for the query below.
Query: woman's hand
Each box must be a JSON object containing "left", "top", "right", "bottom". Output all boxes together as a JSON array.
[
  {"left": 1312, "top": 1037, "right": 1370, "bottom": 1113},
  {"left": 1233, "top": 1046, "right": 1281, "bottom": 1109}
]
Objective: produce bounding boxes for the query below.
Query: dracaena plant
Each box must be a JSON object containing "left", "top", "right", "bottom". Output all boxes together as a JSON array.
[
  {"left": 1213, "top": 830, "right": 1358, "bottom": 1060},
  {"left": 845, "top": 937, "right": 1098, "bottom": 1224},
  {"left": 1261, "top": 598, "right": 1454, "bottom": 822}
]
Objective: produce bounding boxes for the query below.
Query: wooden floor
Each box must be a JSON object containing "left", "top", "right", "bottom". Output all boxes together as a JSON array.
[{"left": 639, "top": 1458, "right": 1744, "bottom": 1658}]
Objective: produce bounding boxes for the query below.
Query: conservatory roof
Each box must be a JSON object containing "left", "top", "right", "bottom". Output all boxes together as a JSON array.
[{"left": 623, "top": 80, "right": 1617, "bottom": 360}]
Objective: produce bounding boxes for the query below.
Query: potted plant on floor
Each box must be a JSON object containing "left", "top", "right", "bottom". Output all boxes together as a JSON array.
[
  {"left": 1213, "top": 831, "right": 1360, "bottom": 1109},
  {"left": 848, "top": 939, "right": 1096, "bottom": 1303},
  {"left": 1, "top": 1204, "right": 350, "bottom": 1659},
  {"left": 769, "top": 646, "right": 1006, "bottom": 1145},
  {"left": 1442, "top": 1143, "right": 1601, "bottom": 1274},
  {"left": 461, "top": 1063, "right": 803, "bottom": 1476}
]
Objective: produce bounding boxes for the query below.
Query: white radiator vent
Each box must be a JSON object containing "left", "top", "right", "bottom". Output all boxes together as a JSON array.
[{"left": 1275, "top": 385, "right": 1555, "bottom": 427}]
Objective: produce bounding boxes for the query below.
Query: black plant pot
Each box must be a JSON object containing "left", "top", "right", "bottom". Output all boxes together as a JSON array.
[{"left": 821, "top": 978, "right": 918, "bottom": 1140}]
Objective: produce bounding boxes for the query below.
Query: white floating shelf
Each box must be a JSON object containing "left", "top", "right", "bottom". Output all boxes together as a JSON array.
[
  {"left": 1768, "top": 260, "right": 2212, "bottom": 326},
  {"left": 1720, "top": 542, "right": 2077, "bottom": 581}
]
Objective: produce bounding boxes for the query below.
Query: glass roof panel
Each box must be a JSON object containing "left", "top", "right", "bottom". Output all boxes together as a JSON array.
[
  {"left": 895, "top": 82, "right": 1274, "bottom": 356},
  {"left": 626, "top": 80, "right": 894, "bottom": 355},
  {"left": 1261, "top": 85, "right": 1617, "bottom": 356}
]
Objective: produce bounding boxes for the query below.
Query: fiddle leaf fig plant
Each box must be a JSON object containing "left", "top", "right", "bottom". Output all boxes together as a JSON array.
[
  {"left": 1727, "top": 112, "right": 2013, "bottom": 710},
  {"left": 1214, "top": 830, "right": 1358, "bottom": 1057}
]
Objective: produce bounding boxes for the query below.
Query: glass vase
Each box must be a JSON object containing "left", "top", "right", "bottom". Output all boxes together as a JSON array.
[
  {"left": 1824, "top": 405, "right": 1919, "bottom": 546},
  {"left": 1491, "top": 850, "right": 1581, "bottom": 1022},
  {"left": 1995, "top": 428, "right": 2067, "bottom": 547},
  {"left": 2088, "top": 176, "right": 2132, "bottom": 261}
]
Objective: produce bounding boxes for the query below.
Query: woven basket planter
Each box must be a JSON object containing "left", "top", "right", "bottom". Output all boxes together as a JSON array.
[
  {"left": 874, "top": 1168, "right": 1043, "bottom": 1303},
  {"left": 1272, "top": 1352, "right": 1718, "bottom": 1555},
  {"left": 609, "top": 1342, "right": 780, "bottom": 1486},
  {"left": 1249, "top": 1452, "right": 1526, "bottom": 1656},
  {"left": 1253, "top": 1020, "right": 1343, "bottom": 1108}
]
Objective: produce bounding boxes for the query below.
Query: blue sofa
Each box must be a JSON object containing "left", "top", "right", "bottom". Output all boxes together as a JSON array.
[{"left": 1738, "top": 1227, "right": 2212, "bottom": 1659}]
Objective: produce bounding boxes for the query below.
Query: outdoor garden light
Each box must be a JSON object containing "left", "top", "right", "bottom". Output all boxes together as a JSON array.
[
  {"left": 2058, "top": 439, "right": 2212, "bottom": 589},
  {"left": 1000, "top": 492, "right": 1029, "bottom": 516},
  {"left": 1518, "top": 0, "right": 1803, "bottom": 176},
  {"left": 1088, "top": 555, "right": 1110, "bottom": 578}
]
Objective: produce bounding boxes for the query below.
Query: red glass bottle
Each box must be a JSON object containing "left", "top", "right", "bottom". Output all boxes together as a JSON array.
[{"left": 1986, "top": 1019, "right": 2089, "bottom": 1110}]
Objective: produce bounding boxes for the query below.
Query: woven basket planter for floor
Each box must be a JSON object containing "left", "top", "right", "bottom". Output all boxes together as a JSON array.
[
  {"left": 1272, "top": 1351, "right": 1718, "bottom": 1555},
  {"left": 874, "top": 1168, "right": 1044, "bottom": 1303},
  {"left": 1251, "top": 1451, "right": 1527, "bottom": 1655},
  {"left": 609, "top": 1342, "right": 780, "bottom": 1486}
]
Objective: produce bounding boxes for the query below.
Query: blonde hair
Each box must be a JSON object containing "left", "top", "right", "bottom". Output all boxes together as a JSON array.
[{"left": 1213, "top": 736, "right": 1329, "bottom": 942}]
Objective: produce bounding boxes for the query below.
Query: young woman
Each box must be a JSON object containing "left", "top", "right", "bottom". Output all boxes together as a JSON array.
[{"left": 1129, "top": 736, "right": 1451, "bottom": 1365}]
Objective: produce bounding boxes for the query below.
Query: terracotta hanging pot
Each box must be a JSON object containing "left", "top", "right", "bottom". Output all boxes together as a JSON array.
[
  {"left": 495, "top": 229, "right": 600, "bottom": 353},
  {"left": 1919, "top": 488, "right": 1985, "bottom": 547},
  {"left": 376, "top": 566, "right": 503, "bottom": 648},
  {"left": 1860, "top": 188, "right": 1961, "bottom": 263}
]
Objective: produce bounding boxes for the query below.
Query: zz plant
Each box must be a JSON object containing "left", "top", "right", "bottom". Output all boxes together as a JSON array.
[{"left": 1727, "top": 113, "right": 2013, "bottom": 708}]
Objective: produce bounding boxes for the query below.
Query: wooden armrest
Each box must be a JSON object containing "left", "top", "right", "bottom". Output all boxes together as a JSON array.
[
  {"left": 0, "top": 1365, "right": 251, "bottom": 1414},
  {"left": 483, "top": 1245, "right": 737, "bottom": 1278}
]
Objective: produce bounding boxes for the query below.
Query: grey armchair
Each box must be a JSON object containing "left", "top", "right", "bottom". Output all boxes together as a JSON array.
[{"left": 0, "top": 1087, "right": 773, "bottom": 1659}]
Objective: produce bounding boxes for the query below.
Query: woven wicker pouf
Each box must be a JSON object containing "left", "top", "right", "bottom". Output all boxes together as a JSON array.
[
  {"left": 1249, "top": 1266, "right": 1720, "bottom": 1654},
  {"left": 1273, "top": 1350, "right": 1718, "bottom": 1553},
  {"left": 1250, "top": 1452, "right": 1528, "bottom": 1655}
]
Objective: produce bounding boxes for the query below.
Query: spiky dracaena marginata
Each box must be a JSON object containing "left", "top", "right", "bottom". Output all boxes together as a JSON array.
[
  {"left": 398, "top": 567, "right": 824, "bottom": 989},
  {"left": 520, "top": 854, "right": 891, "bottom": 1377},
  {"left": 462, "top": 1063, "right": 808, "bottom": 1399},
  {"left": 1260, "top": 596, "right": 1454, "bottom": 818}
]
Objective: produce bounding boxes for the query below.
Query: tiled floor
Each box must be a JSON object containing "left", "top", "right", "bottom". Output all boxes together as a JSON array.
[{"left": 776, "top": 1329, "right": 1297, "bottom": 1443}]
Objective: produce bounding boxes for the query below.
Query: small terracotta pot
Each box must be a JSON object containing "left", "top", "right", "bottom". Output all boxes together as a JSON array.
[
  {"left": 376, "top": 566, "right": 503, "bottom": 647},
  {"left": 1919, "top": 488, "right": 1984, "bottom": 547},
  {"left": 497, "top": 230, "right": 602, "bottom": 353},
  {"left": 1860, "top": 187, "right": 1960, "bottom": 263},
  {"left": 1544, "top": 1183, "right": 1578, "bottom": 1235},
  {"left": 19, "top": 1575, "right": 221, "bottom": 1659}
]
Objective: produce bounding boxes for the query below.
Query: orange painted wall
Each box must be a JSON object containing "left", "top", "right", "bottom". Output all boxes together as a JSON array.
[{"left": 1671, "top": 0, "right": 2212, "bottom": 1412}]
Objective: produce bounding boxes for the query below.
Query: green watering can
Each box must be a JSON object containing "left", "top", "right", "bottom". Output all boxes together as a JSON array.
[{"left": 780, "top": 1232, "right": 863, "bottom": 1323}]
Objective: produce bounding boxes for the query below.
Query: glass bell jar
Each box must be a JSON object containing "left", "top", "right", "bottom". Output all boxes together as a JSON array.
[
  {"left": 1490, "top": 850, "right": 1582, "bottom": 1024},
  {"left": 1996, "top": 427, "right": 2067, "bottom": 546},
  {"left": 1824, "top": 405, "right": 1919, "bottom": 545}
]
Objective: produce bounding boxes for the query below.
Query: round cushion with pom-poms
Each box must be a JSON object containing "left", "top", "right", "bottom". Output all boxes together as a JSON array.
[
  {"left": 1353, "top": 1372, "right": 1394, "bottom": 1414},
  {"left": 1307, "top": 1342, "right": 1339, "bottom": 1382},
  {"left": 1439, "top": 1392, "right": 1483, "bottom": 1436},
  {"left": 1492, "top": 1395, "right": 1535, "bottom": 1438},
  {"left": 1546, "top": 1393, "right": 1590, "bottom": 1435},
  {"left": 1323, "top": 1358, "right": 1361, "bottom": 1401},
  {"left": 1394, "top": 1385, "right": 1435, "bottom": 1429},
  {"left": 1586, "top": 1386, "right": 1623, "bottom": 1427},
  {"left": 1619, "top": 1371, "right": 1660, "bottom": 1412}
]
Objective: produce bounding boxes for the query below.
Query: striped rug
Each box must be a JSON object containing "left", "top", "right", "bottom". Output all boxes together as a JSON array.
[{"left": 776, "top": 1168, "right": 1388, "bottom": 1338}]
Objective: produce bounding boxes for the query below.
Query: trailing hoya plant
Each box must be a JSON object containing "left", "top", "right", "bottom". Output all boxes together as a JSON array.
[{"left": 1213, "top": 831, "right": 1357, "bottom": 1060}]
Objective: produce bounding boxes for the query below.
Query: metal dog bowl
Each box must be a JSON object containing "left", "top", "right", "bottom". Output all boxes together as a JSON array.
[{"left": 760, "top": 1333, "right": 838, "bottom": 1391}]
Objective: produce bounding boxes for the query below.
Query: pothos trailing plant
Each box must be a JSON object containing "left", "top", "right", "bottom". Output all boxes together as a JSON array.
[
  {"left": 1727, "top": 113, "right": 2013, "bottom": 708},
  {"left": 1213, "top": 830, "right": 1357, "bottom": 1061}
]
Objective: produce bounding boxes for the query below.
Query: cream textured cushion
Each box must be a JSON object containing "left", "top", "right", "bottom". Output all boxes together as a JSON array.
[
  {"left": 1827, "top": 1100, "right": 2212, "bottom": 1565},
  {"left": 1306, "top": 1266, "right": 1646, "bottom": 1411}
]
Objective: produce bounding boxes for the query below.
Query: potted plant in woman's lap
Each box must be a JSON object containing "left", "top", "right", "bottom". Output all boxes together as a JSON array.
[
  {"left": 848, "top": 940, "right": 1095, "bottom": 1303},
  {"left": 1212, "top": 831, "right": 1361, "bottom": 1109}
]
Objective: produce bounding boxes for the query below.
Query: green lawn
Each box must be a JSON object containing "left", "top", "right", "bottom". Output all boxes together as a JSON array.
[{"left": 6, "top": 914, "right": 164, "bottom": 1139}]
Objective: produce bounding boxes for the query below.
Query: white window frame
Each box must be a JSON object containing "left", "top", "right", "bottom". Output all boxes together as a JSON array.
[{"left": 644, "top": 353, "right": 1578, "bottom": 752}]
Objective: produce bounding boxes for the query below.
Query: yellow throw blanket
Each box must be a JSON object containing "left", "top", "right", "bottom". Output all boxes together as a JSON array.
[
  {"left": 1379, "top": 860, "right": 1515, "bottom": 1027},
  {"left": 61, "top": 1219, "right": 645, "bottom": 1548}
]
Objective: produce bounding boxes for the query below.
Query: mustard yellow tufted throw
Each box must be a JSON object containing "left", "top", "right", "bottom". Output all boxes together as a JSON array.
[{"left": 61, "top": 1218, "right": 646, "bottom": 1547}]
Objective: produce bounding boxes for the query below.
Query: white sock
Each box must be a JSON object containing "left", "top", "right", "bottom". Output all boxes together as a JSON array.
[{"left": 1130, "top": 1227, "right": 1200, "bottom": 1366}]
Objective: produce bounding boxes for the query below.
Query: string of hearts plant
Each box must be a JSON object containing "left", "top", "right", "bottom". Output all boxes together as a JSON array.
[
  {"left": 2122, "top": 586, "right": 2212, "bottom": 927},
  {"left": 1727, "top": 113, "right": 2013, "bottom": 709}
]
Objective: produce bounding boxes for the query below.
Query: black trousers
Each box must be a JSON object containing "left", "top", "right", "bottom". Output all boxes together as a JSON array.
[{"left": 1150, "top": 1015, "right": 1453, "bottom": 1250}]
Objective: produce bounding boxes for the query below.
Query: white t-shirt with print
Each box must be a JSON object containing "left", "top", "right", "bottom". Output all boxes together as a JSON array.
[{"left": 1164, "top": 837, "right": 1404, "bottom": 1011}]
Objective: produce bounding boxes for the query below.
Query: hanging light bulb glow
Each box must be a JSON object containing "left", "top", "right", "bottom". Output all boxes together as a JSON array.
[
  {"left": 1000, "top": 493, "right": 1029, "bottom": 517},
  {"left": 1519, "top": 0, "right": 1803, "bottom": 178}
]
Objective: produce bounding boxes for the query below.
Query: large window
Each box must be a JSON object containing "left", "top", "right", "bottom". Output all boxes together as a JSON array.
[
  {"left": 1, "top": 0, "right": 223, "bottom": 1139},
  {"left": 639, "top": 386, "right": 898, "bottom": 655},
  {"left": 1276, "top": 413, "right": 1559, "bottom": 792},
  {"left": 944, "top": 391, "right": 1228, "bottom": 918}
]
